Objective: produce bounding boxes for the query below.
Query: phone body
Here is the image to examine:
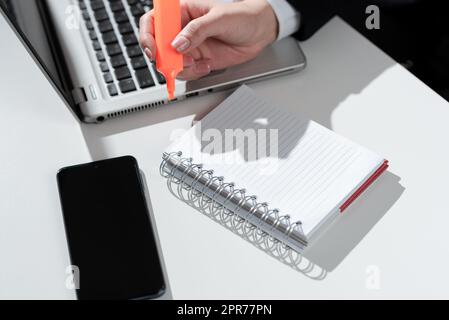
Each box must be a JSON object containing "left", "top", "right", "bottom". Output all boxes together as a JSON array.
[{"left": 57, "top": 156, "right": 165, "bottom": 300}]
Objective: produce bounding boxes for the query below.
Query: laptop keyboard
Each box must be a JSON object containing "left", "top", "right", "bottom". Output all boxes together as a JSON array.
[{"left": 79, "top": 0, "right": 166, "bottom": 97}]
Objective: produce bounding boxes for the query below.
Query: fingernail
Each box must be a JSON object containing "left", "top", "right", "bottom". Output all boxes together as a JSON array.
[
  {"left": 171, "top": 35, "right": 190, "bottom": 52},
  {"left": 194, "top": 61, "right": 211, "bottom": 75},
  {"left": 144, "top": 48, "right": 153, "bottom": 61}
]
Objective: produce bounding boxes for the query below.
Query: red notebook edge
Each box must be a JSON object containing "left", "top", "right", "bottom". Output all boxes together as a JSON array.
[{"left": 339, "top": 160, "right": 390, "bottom": 213}]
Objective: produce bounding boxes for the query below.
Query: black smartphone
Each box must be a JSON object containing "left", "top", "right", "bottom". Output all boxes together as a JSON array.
[{"left": 57, "top": 156, "right": 165, "bottom": 300}]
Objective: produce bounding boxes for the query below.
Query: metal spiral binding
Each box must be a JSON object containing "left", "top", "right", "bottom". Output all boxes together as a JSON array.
[{"left": 160, "top": 152, "right": 327, "bottom": 279}]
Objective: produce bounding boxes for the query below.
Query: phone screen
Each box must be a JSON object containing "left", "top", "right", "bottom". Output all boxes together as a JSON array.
[{"left": 57, "top": 156, "right": 165, "bottom": 300}]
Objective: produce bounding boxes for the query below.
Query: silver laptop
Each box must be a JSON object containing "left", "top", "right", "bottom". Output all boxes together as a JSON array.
[{"left": 0, "top": 0, "right": 306, "bottom": 123}]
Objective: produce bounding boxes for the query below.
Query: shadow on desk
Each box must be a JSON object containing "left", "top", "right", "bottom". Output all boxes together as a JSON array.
[
  {"left": 164, "top": 165, "right": 404, "bottom": 278},
  {"left": 80, "top": 18, "right": 396, "bottom": 162},
  {"left": 81, "top": 91, "right": 230, "bottom": 161},
  {"left": 163, "top": 171, "right": 328, "bottom": 281},
  {"left": 252, "top": 17, "right": 397, "bottom": 132},
  {"left": 303, "top": 171, "right": 405, "bottom": 272}
]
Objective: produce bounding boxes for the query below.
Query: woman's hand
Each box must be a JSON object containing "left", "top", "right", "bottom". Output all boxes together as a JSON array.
[{"left": 139, "top": 0, "right": 278, "bottom": 80}]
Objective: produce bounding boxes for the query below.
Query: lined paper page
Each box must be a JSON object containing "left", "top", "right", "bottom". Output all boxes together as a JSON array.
[{"left": 167, "top": 86, "right": 384, "bottom": 237}]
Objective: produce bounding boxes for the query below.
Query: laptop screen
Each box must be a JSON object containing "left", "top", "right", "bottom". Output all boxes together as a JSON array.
[{"left": 0, "top": 0, "right": 73, "bottom": 107}]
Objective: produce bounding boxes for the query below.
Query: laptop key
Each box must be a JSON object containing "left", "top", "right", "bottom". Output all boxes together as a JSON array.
[
  {"left": 139, "top": 0, "right": 153, "bottom": 10},
  {"left": 118, "top": 22, "right": 134, "bottom": 35},
  {"left": 109, "top": 1, "right": 125, "bottom": 12},
  {"left": 85, "top": 20, "right": 94, "bottom": 30},
  {"left": 91, "top": 0, "right": 105, "bottom": 11},
  {"left": 106, "top": 43, "right": 122, "bottom": 56},
  {"left": 115, "top": 66, "right": 132, "bottom": 80},
  {"left": 104, "top": 72, "right": 114, "bottom": 84},
  {"left": 100, "top": 62, "right": 110, "bottom": 72},
  {"left": 94, "top": 9, "right": 109, "bottom": 22},
  {"left": 152, "top": 65, "right": 166, "bottom": 84},
  {"left": 110, "top": 54, "right": 127, "bottom": 68},
  {"left": 119, "top": 79, "right": 137, "bottom": 93},
  {"left": 130, "top": 4, "right": 145, "bottom": 17},
  {"left": 107, "top": 83, "right": 119, "bottom": 96},
  {"left": 98, "top": 20, "right": 113, "bottom": 33},
  {"left": 135, "top": 69, "right": 155, "bottom": 89},
  {"left": 89, "top": 30, "right": 98, "bottom": 41},
  {"left": 114, "top": 11, "right": 129, "bottom": 23},
  {"left": 122, "top": 34, "right": 138, "bottom": 46},
  {"left": 96, "top": 51, "right": 105, "bottom": 62},
  {"left": 102, "top": 31, "right": 118, "bottom": 44},
  {"left": 131, "top": 56, "right": 147, "bottom": 70},
  {"left": 93, "top": 40, "right": 102, "bottom": 51},
  {"left": 82, "top": 10, "right": 90, "bottom": 21},
  {"left": 127, "top": 45, "right": 143, "bottom": 58}
]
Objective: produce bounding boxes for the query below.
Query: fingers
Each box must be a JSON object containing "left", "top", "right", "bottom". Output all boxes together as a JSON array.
[
  {"left": 177, "top": 59, "right": 212, "bottom": 81},
  {"left": 140, "top": 2, "right": 220, "bottom": 80},
  {"left": 139, "top": 11, "right": 156, "bottom": 60},
  {"left": 171, "top": 10, "right": 223, "bottom": 54},
  {"left": 184, "top": 55, "right": 195, "bottom": 68}
]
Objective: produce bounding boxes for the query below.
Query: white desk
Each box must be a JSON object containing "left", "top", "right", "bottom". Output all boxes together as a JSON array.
[{"left": 2, "top": 16, "right": 449, "bottom": 299}]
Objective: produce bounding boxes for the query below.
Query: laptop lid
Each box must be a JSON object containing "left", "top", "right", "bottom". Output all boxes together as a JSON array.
[{"left": 0, "top": 0, "right": 81, "bottom": 120}]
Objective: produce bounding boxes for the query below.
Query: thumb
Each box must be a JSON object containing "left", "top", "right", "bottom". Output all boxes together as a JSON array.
[{"left": 171, "top": 11, "right": 223, "bottom": 53}]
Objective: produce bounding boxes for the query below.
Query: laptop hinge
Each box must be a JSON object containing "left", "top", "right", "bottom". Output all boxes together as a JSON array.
[{"left": 71, "top": 87, "right": 88, "bottom": 105}]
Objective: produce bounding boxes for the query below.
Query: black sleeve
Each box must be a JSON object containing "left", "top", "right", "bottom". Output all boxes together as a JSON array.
[
  {"left": 287, "top": 0, "right": 423, "bottom": 41},
  {"left": 286, "top": 0, "right": 338, "bottom": 40}
]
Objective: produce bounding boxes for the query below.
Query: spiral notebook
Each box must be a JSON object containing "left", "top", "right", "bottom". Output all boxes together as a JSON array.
[{"left": 161, "top": 86, "right": 388, "bottom": 251}]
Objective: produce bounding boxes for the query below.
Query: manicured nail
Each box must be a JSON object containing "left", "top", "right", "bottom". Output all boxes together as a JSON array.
[
  {"left": 171, "top": 35, "right": 190, "bottom": 52},
  {"left": 194, "top": 61, "right": 211, "bottom": 74},
  {"left": 144, "top": 48, "right": 153, "bottom": 61}
]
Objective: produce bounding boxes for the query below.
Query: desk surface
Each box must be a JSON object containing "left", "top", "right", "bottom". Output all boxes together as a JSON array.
[{"left": 2, "top": 16, "right": 449, "bottom": 299}]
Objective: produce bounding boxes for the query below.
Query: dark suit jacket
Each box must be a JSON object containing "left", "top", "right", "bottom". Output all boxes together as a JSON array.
[
  {"left": 288, "top": 1, "right": 422, "bottom": 40},
  {"left": 287, "top": 0, "right": 449, "bottom": 99}
]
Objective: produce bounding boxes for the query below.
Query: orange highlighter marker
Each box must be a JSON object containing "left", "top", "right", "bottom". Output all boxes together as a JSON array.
[{"left": 154, "top": 0, "right": 183, "bottom": 101}]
